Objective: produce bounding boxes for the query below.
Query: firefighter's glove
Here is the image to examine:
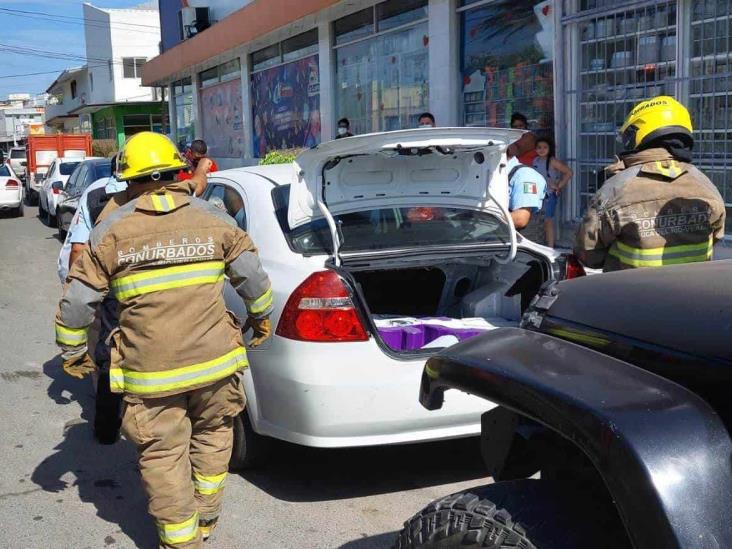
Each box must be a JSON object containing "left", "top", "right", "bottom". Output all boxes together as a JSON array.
[
  {"left": 245, "top": 317, "right": 271, "bottom": 349},
  {"left": 62, "top": 351, "right": 96, "bottom": 379}
]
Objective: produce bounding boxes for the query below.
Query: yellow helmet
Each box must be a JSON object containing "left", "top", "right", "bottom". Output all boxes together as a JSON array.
[
  {"left": 116, "top": 132, "right": 188, "bottom": 182},
  {"left": 619, "top": 96, "right": 693, "bottom": 151}
]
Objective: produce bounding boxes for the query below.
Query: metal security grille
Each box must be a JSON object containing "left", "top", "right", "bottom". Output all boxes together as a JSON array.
[{"left": 562, "top": 0, "right": 732, "bottom": 234}]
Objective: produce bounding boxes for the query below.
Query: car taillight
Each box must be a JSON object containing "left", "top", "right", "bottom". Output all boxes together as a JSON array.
[
  {"left": 565, "top": 254, "right": 586, "bottom": 279},
  {"left": 276, "top": 270, "right": 369, "bottom": 342},
  {"left": 5, "top": 179, "right": 19, "bottom": 189},
  {"left": 52, "top": 186, "right": 60, "bottom": 194}
]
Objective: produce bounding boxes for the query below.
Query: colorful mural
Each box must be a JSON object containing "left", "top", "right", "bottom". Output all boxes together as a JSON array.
[
  {"left": 200, "top": 78, "right": 245, "bottom": 158},
  {"left": 251, "top": 54, "right": 321, "bottom": 157}
]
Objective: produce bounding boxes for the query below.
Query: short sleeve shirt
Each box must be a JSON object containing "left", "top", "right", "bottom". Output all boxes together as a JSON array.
[{"left": 507, "top": 156, "right": 546, "bottom": 212}]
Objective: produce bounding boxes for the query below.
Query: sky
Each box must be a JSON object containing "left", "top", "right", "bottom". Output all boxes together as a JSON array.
[{"left": 0, "top": 0, "right": 157, "bottom": 99}]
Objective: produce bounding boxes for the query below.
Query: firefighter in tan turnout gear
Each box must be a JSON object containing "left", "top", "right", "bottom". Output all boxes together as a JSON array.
[
  {"left": 575, "top": 96, "right": 726, "bottom": 271},
  {"left": 54, "top": 132, "right": 273, "bottom": 548}
]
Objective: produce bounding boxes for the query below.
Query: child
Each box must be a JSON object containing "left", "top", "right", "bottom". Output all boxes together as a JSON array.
[{"left": 533, "top": 138, "right": 573, "bottom": 248}]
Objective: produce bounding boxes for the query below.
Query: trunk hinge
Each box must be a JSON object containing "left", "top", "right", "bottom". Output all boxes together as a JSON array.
[{"left": 521, "top": 281, "right": 560, "bottom": 329}]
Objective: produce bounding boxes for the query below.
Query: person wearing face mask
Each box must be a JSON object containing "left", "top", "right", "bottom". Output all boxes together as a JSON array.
[
  {"left": 418, "top": 112, "right": 436, "bottom": 128},
  {"left": 335, "top": 118, "right": 354, "bottom": 139}
]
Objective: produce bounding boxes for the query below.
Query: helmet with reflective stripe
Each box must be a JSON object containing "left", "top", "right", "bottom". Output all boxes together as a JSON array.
[
  {"left": 117, "top": 131, "right": 188, "bottom": 182},
  {"left": 619, "top": 96, "right": 693, "bottom": 151}
]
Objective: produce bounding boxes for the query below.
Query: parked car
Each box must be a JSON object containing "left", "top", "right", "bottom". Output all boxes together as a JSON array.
[
  {"left": 24, "top": 134, "right": 92, "bottom": 205},
  {"left": 0, "top": 163, "right": 23, "bottom": 217},
  {"left": 38, "top": 158, "right": 83, "bottom": 227},
  {"left": 55, "top": 157, "right": 109, "bottom": 235},
  {"left": 200, "top": 128, "right": 583, "bottom": 468},
  {"left": 7, "top": 146, "right": 27, "bottom": 182},
  {"left": 402, "top": 260, "right": 732, "bottom": 549}
]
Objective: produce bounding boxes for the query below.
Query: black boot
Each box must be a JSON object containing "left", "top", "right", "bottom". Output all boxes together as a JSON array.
[{"left": 94, "top": 371, "right": 122, "bottom": 444}]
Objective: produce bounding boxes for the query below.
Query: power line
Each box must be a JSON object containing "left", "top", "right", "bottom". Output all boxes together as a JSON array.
[
  {"left": 0, "top": 7, "right": 161, "bottom": 34},
  {"left": 0, "top": 69, "right": 78, "bottom": 78}
]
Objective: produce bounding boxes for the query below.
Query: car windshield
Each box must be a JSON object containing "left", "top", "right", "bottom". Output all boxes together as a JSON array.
[
  {"left": 60, "top": 162, "right": 81, "bottom": 176},
  {"left": 272, "top": 185, "right": 509, "bottom": 255},
  {"left": 0, "top": 166, "right": 10, "bottom": 177},
  {"left": 10, "top": 149, "right": 25, "bottom": 159}
]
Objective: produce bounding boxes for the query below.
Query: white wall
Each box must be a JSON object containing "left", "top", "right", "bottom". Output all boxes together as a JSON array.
[
  {"left": 45, "top": 70, "right": 91, "bottom": 122},
  {"left": 83, "top": 4, "right": 115, "bottom": 104},
  {"left": 83, "top": 3, "right": 161, "bottom": 104}
]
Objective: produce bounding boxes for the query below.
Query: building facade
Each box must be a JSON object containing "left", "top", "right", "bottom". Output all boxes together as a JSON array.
[
  {"left": 0, "top": 94, "right": 46, "bottom": 152},
  {"left": 144, "top": 0, "right": 732, "bottom": 235},
  {"left": 45, "top": 3, "right": 164, "bottom": 148}
]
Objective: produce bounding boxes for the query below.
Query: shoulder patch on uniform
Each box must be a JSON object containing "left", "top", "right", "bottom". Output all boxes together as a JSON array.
[
  {"left": 90, "top": 199, "right": 137, "bottom": 250},
  {"left": 595, "top": 165, "right": 642, "bottom": 203},
  {"left": 640, "top": 159, "right": 688, "bottom": 180},
  {"left": 189, "top": 197, "right": 238, "bottom": 227}
]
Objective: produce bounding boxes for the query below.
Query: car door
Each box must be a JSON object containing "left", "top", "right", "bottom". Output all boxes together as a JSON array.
[
  {"left": 60, "top": 164, "right": 88, "bottom": 230},
  {"left": 42, "top": 160, "right": 56, "bottom": 209}
]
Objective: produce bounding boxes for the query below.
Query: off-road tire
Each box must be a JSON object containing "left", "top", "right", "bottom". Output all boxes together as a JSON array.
[
  {"left": 394, "top": 492, "right": 534, "bottom": 549},
  {"left": 229, "top": 409, "right": 270, "bottom": 470}
]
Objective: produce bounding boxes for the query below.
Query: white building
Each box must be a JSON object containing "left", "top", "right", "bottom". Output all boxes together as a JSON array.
[
  {"left": 46, "top": 3, "right": 164, "bottom": 147},
  {"left": 0, "top": 94, "right": 46, "bottom": 151}
]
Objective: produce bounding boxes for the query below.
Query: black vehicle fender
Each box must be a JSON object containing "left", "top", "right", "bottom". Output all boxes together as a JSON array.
[{"left": 421, "top": 328, "right": 732, "bottom": 549}]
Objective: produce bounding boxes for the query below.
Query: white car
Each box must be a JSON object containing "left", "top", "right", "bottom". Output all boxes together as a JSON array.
[
  {"left": 205, "top": 128, "right": 579, "bottom": 468},
  {"left": 0, "top": 162, "right": 23, "bottom": 216},
  {"left": 38, "top": 158, "right": 83, "bottom": 226},
  {"left": 7, "top": 147, "right": 26, "bottom": 181}
]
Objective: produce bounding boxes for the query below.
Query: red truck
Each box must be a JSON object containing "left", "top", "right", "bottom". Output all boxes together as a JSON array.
[{"left": 24, "top": 134, "right": 92, "bottom": 203}]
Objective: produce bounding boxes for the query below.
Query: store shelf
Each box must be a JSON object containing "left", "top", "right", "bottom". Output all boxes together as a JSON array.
[
  {"left": 580, "top": 26, "right": 675, "bottom": 45},
  {"left": 580, "top": 60, "right": 675, "bottom": 76}
]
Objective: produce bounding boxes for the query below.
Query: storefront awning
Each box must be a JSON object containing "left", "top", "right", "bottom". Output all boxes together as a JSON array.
[{"left": 142, "top": 0, "right": 338, "bottom": 87}]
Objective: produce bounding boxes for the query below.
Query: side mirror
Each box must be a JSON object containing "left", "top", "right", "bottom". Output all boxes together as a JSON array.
[
  {"left": 20, "top": 161, "right": 27, "bottom": 166},
  {"left": 51, "top": 181, "right": 64, "bottom": 191}
]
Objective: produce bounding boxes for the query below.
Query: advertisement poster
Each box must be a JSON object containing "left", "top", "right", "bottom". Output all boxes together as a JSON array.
[
  {"left": 200, "top": 78, "right": 245, "bottom": 158},
  {"left": 461, "top": 0, "right": 554, "bottom": 132},
  {"left": 251, "top": 54, "right": 321, "bottom": 157}
]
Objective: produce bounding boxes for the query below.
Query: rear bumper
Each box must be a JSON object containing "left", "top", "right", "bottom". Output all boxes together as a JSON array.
[
  {"left": 0, "top": 190, "right": 21, "bottom": 209},
  {"left": 245, "top": 336, "right": 493, "bottom": 448}
]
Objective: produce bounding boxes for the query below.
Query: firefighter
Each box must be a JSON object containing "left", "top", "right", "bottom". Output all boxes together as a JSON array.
[
  {"left": 54, "top": 132, "right": 272, "bottom": 548},
  {"left": 575, "top": 96, "right": 726, "bottom": 271}
]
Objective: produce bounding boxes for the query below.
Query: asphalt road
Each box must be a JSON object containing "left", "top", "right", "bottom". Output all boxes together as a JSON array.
[{"left": 0, "top": 205, "right": 491, "bottom": 549}]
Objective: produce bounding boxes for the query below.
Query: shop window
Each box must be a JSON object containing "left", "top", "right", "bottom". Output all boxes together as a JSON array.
[
  {"left": 376, "top": 0, "right": 428, "bottom": 32},
  {"left": 173, "top": 78, "right": 194, "bottom": 150},
  {"left": 282, "top": 29, "right": 319, "bottom": 63},
  {"left": 334, "top": 7, "right": 374, "bottom": 45},
  {"left": 252, "top": 43, "right": 281, "bottom": 72},
  {"left": 199, "top": 59, "right": 241, "bottom": 88},
  {"left": 459, "top": 1, "right": 554, "bottom": 132},
  {"left": 123, "top": 114, "right": 153, "bottom": 137},
  {"left": 335, "top": 7, "right": 429, "bottom": 135}
]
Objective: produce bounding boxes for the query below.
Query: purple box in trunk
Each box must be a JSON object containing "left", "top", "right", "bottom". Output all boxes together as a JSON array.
[{"left": 375, "top": 317, "right": 496, "bottom": 352}]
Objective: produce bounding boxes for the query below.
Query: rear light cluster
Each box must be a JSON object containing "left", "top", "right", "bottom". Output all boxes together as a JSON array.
[
  {"left": 276, "top": 270, "right": 369, "bottom": 342},
  {"left": 564, "top": 254, "right": 586, "bottom": 279},
  {"left": 4, "top": 179, "right": 19, "bottom": 189}
]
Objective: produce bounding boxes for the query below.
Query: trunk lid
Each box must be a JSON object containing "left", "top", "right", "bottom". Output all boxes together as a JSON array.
[{"left": 289, "top": 127, "right": 523, "bottom": 229}]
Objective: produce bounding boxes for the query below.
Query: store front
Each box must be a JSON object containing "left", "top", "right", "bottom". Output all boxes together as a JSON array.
[
  {"left": 562, "top": 0, "right": 732, "bottom": 232},
  {"left": 250, "top": 30, "right": 321, "bottom": 157},
  {"left": 172, "top": 78, "right": 194, "bottom": 150},
  {"left": 334, "top": 0, "right": 430, "bottom": 134},
  {"left": 199, "top": 60, "right": 245, "bottom": 159},
  {"left": 459, "top": 0, "right": 555, "bottom": 134}
]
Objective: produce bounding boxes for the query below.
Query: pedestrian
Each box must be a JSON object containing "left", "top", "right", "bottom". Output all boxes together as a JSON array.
[
  {"left": 56, "top": 153, "right": 211, "bottom": 445},
  {"left": 509, "top": 112, "right": 538, "bottom": 166},
  {"left": 55, "top": 131, "right": 273, "bottom": 547},
  {"left": 418, "top": 112, "right": 436, "bottom": 128},
  {"left": 533, "top": 137, "right": 573, "bottom": 248},
  {"left": 178, "top": 139, "right": 218, "bottom": 187},
  {"left": 507, "top": 153, "right": 547, "bottom": 231},
  {"left": 336, "top": 117, "right": 354, "bottom": 139},
  {"left": 574, "top": 96, "right": 726, "bottom": 271}
]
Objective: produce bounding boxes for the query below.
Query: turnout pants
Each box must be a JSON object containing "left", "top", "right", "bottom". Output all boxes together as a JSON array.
[{"left": 121, "top": 375, "right": 246, "bottom": 549}]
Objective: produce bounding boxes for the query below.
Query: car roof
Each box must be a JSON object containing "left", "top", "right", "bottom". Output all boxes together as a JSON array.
[
  {"left": 548, "top": 260, "right": 732, "bottom": 362},
  {"left": 214, "top": 164, "right": 291, "bottom": 185}
]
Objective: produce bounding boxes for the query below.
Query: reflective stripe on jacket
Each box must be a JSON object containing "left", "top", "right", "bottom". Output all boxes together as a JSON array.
[
  {"left": 574, "top": 148, "right": 726, "bottom": 272},
  {"left": 55, "top": 182, "right": 272, "bottom": 397}
]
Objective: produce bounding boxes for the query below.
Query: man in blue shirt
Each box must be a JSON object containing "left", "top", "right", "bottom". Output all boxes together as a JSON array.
[{"left": 507, "top": 154, "right": 546, "bottom": 230}]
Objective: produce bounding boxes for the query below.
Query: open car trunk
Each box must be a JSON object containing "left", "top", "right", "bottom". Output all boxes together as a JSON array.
[{"left": 344, "top": 249, "right": 549, "bottom": 354}]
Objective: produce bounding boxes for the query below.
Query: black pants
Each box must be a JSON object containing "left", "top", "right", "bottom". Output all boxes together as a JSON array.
[{"left": 94, "top": 297, "right": 122, "bottom": 444}]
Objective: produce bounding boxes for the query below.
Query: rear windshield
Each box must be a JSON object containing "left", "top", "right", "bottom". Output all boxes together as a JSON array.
[
  {"left": 272, "top": 185, "right": 509, "bottom": 255},
  {"left": 60, "top": 162, "right": 81, "bottom": 176},
  {"left": 95, "top": 163, "right": 113, "bottom": 179},
  {"left": 10, "top": 149, "right": 25, "bottom": 159},
  {"left": 0, "top": 166, "right": 10, "bottom": 177}
]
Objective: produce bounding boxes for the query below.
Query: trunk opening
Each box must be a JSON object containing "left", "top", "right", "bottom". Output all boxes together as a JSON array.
[{"left": 346, "top": 250, "right": 548, "bottom": 353}]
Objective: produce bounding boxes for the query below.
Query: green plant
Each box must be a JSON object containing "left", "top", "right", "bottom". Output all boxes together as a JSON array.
[
  {"left": 92, "top": 139, "right": 118, "bottom": 158},
  {"left": 258, "top": 148, "right": 303, "bottom": 165}
]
